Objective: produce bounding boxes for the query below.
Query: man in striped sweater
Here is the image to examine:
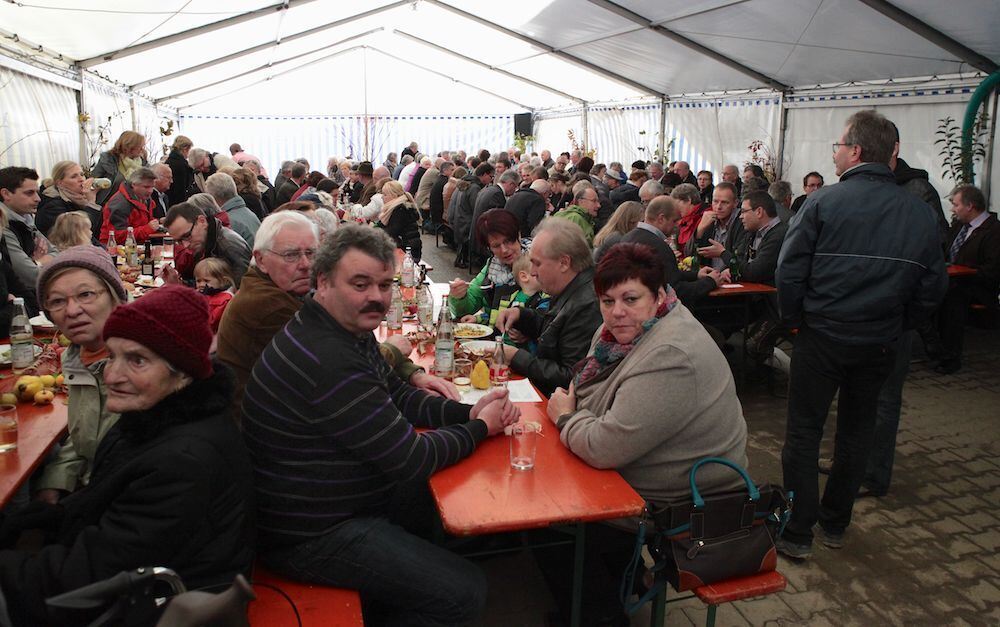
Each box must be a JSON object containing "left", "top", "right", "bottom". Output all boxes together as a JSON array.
[{"left": 242, "top": 224, "right": 519, "bottom": 626}]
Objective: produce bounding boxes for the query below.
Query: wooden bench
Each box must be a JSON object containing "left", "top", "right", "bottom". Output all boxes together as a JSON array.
[
  {"left": 649, "top": 570, "right": 787, "bottom": 627},
  {"left": 248, "top": 564, "right": 363, "bottom": 626}
]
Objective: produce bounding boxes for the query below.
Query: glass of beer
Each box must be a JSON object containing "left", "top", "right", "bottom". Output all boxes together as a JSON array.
[{"left": 0, "top": 405, "right": 18, "bottom": 453}]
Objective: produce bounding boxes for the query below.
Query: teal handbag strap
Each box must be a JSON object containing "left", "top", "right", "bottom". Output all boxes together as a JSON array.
[{"left": 689, "top": 457, "right": 760, "bottom": 509}]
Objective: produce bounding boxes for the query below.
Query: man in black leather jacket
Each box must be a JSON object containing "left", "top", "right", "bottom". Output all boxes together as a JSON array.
[
  {"left": 775, "top": 110, "right": 947, "bottom": 559},
  {"left": 496, "top": 218, "right": 602, "bottom": 397}
]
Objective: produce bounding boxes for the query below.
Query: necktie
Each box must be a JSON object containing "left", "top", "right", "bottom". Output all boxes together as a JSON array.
[{"left": 949, "top": 224, "right": 970, "bottom": 262}]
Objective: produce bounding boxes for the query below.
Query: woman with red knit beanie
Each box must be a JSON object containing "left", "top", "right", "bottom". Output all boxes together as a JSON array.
[{"left": 0, "top": 284, "right": 254, "bottom": 625}]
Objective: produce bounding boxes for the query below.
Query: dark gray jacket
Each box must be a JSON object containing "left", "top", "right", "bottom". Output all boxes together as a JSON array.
[
  {"left": 511, "top": 267, "right": 602, "bottom": 396},
  {"left": 776, "top": 163, "right": 947, "bottom": 344},
  {"left": 470, "top": 184, "right": 507, "bottom": 256},
  {"left": 724, "top": 219, "right": 788, "bottom": 285},
  {"left": 504, "top": 187, "right": 546, "bottom": 237},
  {"left": 447, "top": 174, "right": 483, "bottom": 250}
]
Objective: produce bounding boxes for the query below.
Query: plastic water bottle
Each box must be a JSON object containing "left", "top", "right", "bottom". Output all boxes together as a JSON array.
[
  {"left": 490, "top": 337, "right": 510, "bottom": 388},
  {"left": 124, "top": 227, "right": 138, "bottom": 267},
  {"left": 417, "top": 282, "right": 434, "bottom": 329},
  {"left": 10, "top": 298, "right": 33, "bottom": 374},
  {"left": 387, "top": 279, "right": 403, "bottom": 330},
  {"left": 106, "top": 230, "right": 118, "bottom": 265},
  {"left": 401, "top": 248, "right": 415, "bottom": 288},
  {"left": 433, "top": 295, "right": 455, "bottom": 379}
]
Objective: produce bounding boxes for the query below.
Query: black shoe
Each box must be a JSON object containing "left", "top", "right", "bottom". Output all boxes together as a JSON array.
[
  {"left": 775, "top": 537, "right": 813, "bottom": 560},
  {"left": 934, "top": 359, "right": 961, "bottom": 375},
  {"left": 815, "top": 526, "right": 845, "bottom": 549},
  {"left": 856, "top": 487, "right": 887, "bottom": 499}
]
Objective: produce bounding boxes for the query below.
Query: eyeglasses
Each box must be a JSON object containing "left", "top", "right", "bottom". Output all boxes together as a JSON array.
[
  {"left": 831, "top": 142, "right": 856, "bottom": 153},
  {"left": 267, "top": 248, "right": 317, "bottom": 263},
  {"left": 175, "top": 222, "right": 196, "bottom": 244},
  {"left": 45, "top": 288, "right": 108, "bottom": 312}
]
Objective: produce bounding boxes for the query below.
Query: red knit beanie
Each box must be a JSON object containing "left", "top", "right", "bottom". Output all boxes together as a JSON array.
[{"left": 103, "top": 285, "right": 213, "bottom": 380}]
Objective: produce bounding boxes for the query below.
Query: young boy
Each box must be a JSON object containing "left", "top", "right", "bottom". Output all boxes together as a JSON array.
[{"left": 499, "top": 255, "right": 549, "bottom": 353}]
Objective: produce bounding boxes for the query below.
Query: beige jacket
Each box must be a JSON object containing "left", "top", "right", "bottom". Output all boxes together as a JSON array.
[
  {"left": 35, "top": 345, "right": 120, "bottom": 493},
  {"left": 558, "top": 305, "right": 748, "bottom": 507}
]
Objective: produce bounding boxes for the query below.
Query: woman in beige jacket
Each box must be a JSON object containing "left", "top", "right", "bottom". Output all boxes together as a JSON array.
[{"left": 542, "top": 241, "right": 748, "bottom": 626}]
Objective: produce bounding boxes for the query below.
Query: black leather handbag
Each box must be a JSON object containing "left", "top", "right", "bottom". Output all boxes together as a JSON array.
[{"left": 622, "top": 457, "right": 792, "bottom": 611}]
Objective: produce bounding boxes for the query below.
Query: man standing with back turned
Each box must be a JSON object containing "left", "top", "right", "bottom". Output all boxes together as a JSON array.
[{"left": 775, "top": 110, "right": 947, "bottom": 558}]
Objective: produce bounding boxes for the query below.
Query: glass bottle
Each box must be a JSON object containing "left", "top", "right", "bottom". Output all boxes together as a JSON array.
[
  {"left": 387, "top": 279, "right": 403, "bottom": 330},
  {"left": 10, "top": 298, "right": 33, "bottom": 374},
  {"left": 141, "top": 240, "right": 154, "bottom": 276},
  {"left": 417, "top": 281, "right": 434, "bottom": 329},
  {"left": 106, "top": 230, "right": 118, "bottom": 265},
  {"left": 490, "top": 336, "right": 509, "bottom": 388},
  {"left": 124, "top": 227, "right": 138, "bottom": 267},
  {"left": 401, "top": 248, "right": 415, "bottom": 288},
  {"left": 433, "top": 295, "right": 455, "bottom": 380}
]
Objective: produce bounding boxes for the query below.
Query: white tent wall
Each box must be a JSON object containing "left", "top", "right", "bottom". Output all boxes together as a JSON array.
[
  {"left": 134, "top": 97, "right": 179, "bottom": 164},
  {"left": 533, "top": 110, "right": 584, "bottom": 159},
  {"left": 0, "top": 67, "right": 79, "bottom": 177},
  {"left": 177, "top": 114, "right": 514, "bottom": 179},
  {"left": 588, "top": 103, "right": 662, "bottom": 167},
  {"left": 663, "top": 97, "right": 782, "bottom": 181},
  {"left": 79, "top": 74, "right": 132, "bottom": 170},
  {"left": 783, "top": 89, "right": 992, "bottom": 215}
]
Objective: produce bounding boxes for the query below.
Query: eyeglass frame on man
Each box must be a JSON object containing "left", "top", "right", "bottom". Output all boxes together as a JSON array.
[
  {"left": 44, "top": 288, "right": 108, "bottom": 313},
  {"left": 831, "top": 142, "right": 857, "bottom": 153},
  {"left": 175, "top": 221, "right": 196, "bottom": 244},
  {"left": 266, "top": 248, "right": 317, "bottom": 263}
]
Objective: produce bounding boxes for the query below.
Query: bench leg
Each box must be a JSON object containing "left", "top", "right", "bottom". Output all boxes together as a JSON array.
[
  {"left": 706, "top": 604, "right": 717, "bottom": 627},
  {"left": 650, "top": 588, "right": 667, "bottom": 627},
  {"left": 570, "top": 523, "right": 585, "bottom": 627}
]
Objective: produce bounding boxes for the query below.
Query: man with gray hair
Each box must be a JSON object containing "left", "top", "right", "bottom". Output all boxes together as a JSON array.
[
  {"left": 242, "top": 223, "right": 518, "bottom": 626},
  {"left": 775, "top": 110, "right": 947, "bottom": 559},
  {"left": 100, "top": 166, "right": 160, "bottom": 244},
  {"left": 205, "top": 172, "right": 261, "bottom": 248},
  {"left": 275, "top": 160, "right": 295, "bottom": 191},
  {"left": 553, "top": 184, "right": 600, "bottom": 246},
  {"left": 276, "top": 162, "right": 307, "bottom": 206},
  {"left": 768, "top": 180, "right": 794, "bottom": 222},
  {"left": 150, "top": 163, "right": 173, "bottom": 219},
  {"left": 503, "top": 174, "right": 546, "bottom": 236},
  {"left": 639, "top": 179, "right": 664, "bottom": 206},
  {"left": 186, "top": 147, "right": 217, "bottom": 194},
  {"left": 496, "top": 218, "right": 602, "bottom": 396}
]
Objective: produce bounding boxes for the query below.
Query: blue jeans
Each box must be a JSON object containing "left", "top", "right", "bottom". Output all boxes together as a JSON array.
[
  {"left": 864, "top": 332, "right": 913, "bottom": 494},
  {"left": 261, "top": 492, "right": 487, "bottom": 626},
  {"left": 781, "top": 326, "right": 895, "bottom": 545}
]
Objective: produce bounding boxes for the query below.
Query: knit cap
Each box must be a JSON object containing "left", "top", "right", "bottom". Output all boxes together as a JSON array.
[
  {"left": 103, "top": 284, "right": 213, "bottom": 379},
  {"left": 36, "top": 245, "right": 128, "bottom": 313}
]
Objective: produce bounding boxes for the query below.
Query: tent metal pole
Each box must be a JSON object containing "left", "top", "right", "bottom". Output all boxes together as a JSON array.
[
  {"left": 856, "top": 0, "right": 998, "bottom": 74},
  {"left": 582, "top": 105, "right": 589, "bottom": 152},
  {"left": 585, "top": 0, "right": 788, "bottom": 92},
  {"left": 131, "top": 1, "right": 408, "bottom": 90},
  {"left": 392, "top": 30, "right": 585, "bottom": 106},
  {"left": 776, "top": 94, "right": 788, "bottom": 180},
  {"left": 365, "top": 46, "right": 535, "bottom": 112},
  {"left": 422, "top": 0, "right": 663, "bottom": 98},
  {"left": 129, "top": 92, "right": 137, "bottom": 132},
  {"left": 658, "top": 98, "right": 667, "bottom": 163},
  {"left": 76, "top": 84, "right": 88, "bottom": 167},
  {"left": 78, "top": 0, "right": 326, "bottom": 68},
  {"left": 153, "top": 29, "right": 382, "bottom": 103}
]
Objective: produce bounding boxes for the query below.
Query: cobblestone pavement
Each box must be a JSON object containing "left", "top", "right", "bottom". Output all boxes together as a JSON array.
[{"left": 422, "top": 236, "right": 1000, "bottom": 626}]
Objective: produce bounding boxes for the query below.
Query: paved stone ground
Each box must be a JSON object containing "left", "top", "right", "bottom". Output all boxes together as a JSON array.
[{"left": 420, "top": 235, "right": 1000, "bottom": 626}]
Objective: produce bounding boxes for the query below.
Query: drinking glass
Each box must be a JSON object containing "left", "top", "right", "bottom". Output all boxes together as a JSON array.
[
  {"left": 509, "top": 423, "right": 537, "bottom": 471},
  {"left": 0, "top": 405, "right": 18, "bottom": 453}
]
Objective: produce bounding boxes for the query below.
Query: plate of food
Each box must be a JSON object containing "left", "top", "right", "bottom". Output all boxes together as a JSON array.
[
  {"left": 0, "top": 343, "right": 43, "bottom": 367},
  {"left": 29, "top": 314, "right": 56, "bottom": 329},
  {"left": 458, "top": 340, "right": 495, "bottom": 352},
  {"left": 454, "top": 323, "right": 493, "bottom": 340}
]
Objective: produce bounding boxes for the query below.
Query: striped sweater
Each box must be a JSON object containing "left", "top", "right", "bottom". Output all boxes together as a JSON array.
[{"left": 242, "top": 297, "right": 487, "bottom": 549}]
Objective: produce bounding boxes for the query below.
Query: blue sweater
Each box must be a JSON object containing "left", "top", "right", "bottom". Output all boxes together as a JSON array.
[{"left": 242, "top": 297, "right": 487, "bottom": 549}]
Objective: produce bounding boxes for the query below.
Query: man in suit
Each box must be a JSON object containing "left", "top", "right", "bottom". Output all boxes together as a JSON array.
[
  {"left": 674, "top": 160, "right": 698, "bottom": 187},
  {"left": 931, "top": 184, "right": 1000, "bottom": 374},
  {"left": 150, "top": 163, "right": 173, "bottom": 220},
  {"left": 622, "top": 196, "right": 720, "bottom": 306},
  {"left": 275, "top": 162, "right": 306, "bottom": 206}
]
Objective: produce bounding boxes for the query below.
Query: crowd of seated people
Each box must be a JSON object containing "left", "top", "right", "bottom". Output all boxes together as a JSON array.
[{"left": 0, "top": 111, "right": 993, "bottom": 625}]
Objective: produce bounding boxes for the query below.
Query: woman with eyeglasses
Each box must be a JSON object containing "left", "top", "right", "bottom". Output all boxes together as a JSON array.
[{"left": 31, "top": 245, "right": 128, "bottom": 505}]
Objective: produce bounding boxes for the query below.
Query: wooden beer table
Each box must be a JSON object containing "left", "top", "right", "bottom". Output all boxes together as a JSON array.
[
  {"left": 0, "top": 384, "right": 68, "bottom": 508},
  {"left": 379, "top": 319, "right": 645, "bottom": 627}
]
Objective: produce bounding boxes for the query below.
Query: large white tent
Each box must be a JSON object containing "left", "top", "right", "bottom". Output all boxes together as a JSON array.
[{"left": 1, "top": 0, "right": 998, "bottom": 210}]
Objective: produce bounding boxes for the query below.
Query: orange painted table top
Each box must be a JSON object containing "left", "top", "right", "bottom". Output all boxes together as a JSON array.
[
  {"left": 0, "top": 394, "right": 68, "bottom": 508},
  {"left": 709, "top": 282, "right": 778, "bottom": 297},
  {"left": 947, "top": 264, "right": 977, "bottom": 278}
]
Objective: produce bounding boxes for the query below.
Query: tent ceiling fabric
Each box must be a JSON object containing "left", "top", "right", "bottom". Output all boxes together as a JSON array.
[{"left": 0, "top": 0, "right": 997, "bottom": 115}]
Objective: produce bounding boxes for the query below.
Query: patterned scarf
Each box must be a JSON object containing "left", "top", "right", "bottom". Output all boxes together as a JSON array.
[{"left": 574, "top": 285, "right": 679, "bottom": 389}]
